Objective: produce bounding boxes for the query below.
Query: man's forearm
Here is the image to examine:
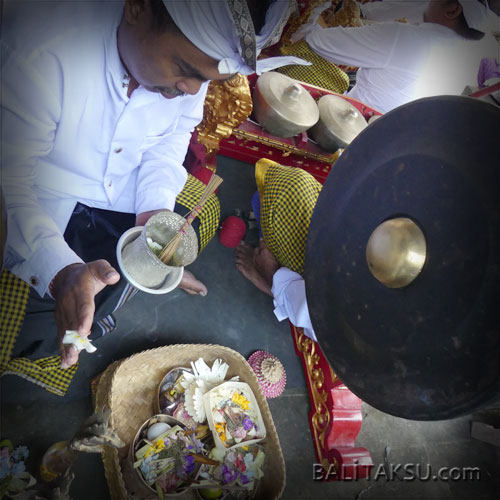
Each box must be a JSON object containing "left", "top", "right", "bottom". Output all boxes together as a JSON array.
[{"left": 2, "top": 185, "right": 84, "bottom": 296}]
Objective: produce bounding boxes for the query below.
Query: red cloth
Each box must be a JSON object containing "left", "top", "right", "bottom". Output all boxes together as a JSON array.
[{"left": 183, "top": 131, "right": 214, "bottom": 186}]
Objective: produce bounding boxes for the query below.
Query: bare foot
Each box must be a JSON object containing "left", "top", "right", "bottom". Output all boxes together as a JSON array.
[
  {"left": 235, "top": 241, "right": 278, "bottom": 296},
  {"left": 178, "top": 269, "right": 207, "bottom": 296},
  {"left": 254, "top": 239, "right": 280, "bottom": 284}
]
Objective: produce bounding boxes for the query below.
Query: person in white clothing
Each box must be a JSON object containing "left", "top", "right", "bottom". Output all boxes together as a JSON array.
[
  {"left": 297, "top": 0, "right": 497, "bottom": 112},
  {"left": 359, "top": 0, "right": 427, "bottom": 24},
  {"left": 235, "top": 159, "right": 319, "bottom": 342},
  {"left": 1, "top": 0, "right": 305, "bottom": 368},
  {"left": 359, "top": 0, "right": 499, "bottom": 29},
  {"left": 237, "top": 238, "right": 317, "bottom": 341}
]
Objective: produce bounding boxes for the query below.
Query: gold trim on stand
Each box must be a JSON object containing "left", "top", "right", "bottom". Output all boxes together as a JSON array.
[
  {"left": 293, "top": 326, "right": 339, "bottom": 473},
  {"left": 232, "top": 129, "right": 340, "bottom": 164},
  {"left": 196, "top": 73, "right": 253, "bottom": 157}
]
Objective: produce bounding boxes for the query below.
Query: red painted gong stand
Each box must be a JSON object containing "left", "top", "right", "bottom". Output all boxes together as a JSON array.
[{"left": 291, "top": 326, "right": 373, "bottom": 480}]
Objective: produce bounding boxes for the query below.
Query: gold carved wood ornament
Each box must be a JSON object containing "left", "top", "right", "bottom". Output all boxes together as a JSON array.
[{"left": 196, "top": 73, "right": 253, "bottom": 157}]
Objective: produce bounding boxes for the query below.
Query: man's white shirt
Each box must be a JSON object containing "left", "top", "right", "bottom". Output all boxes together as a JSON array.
[
  {"left": 360, "top": 0, "right": 427, "bottom": 24},
  {"left": 306, "top": 20, "right": 497, "bottom": 113},
  {"left": 1, "top": 1, "right": 208, "bottom": 296}
]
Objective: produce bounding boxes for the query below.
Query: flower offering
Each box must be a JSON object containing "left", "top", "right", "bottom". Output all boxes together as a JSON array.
[
  {"left": 197, "top": 444, "right": 266, "bottom": 496},
  {"left": 0, "top": 441, "right": 36, "bottom": 497},
  {"left": 205, "top": 382, "right": 266, "bottom": 449},
  {"left": 158, "top": 367, "right": 193, "bottom": 422},
  {"left": 150, "top": 358, "right": 271, "bottom": 498},
  {"left": 133, "top": 417, "right": 205, "bottom": 495},
  {"left": 147, "top": 237, "right": 163, "bottom": 256}
]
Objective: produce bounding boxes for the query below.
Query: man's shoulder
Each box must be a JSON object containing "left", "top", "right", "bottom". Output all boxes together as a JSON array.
[
  {"left": 342, "top": 21, "right": 405, "bottom": 40},
  {"left": 381, "top": 21, "right": 459, "bottom": 46},
  {"left": 414, "top": 22, "right": 459, "bottom": 39},
  {"left": 3, "top": 0, "right": 121, "bottom": 55}
]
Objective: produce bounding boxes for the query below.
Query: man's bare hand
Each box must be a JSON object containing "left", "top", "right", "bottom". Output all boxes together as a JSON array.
[{"left": 52, "top": 260, "right": 120, "bottom": 368}]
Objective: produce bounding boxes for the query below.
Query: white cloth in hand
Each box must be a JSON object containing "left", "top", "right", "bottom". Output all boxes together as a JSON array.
[{"left": 271, "top": 268, "right": 317, "bottom": 342}]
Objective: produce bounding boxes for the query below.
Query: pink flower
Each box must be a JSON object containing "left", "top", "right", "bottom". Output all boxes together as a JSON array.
[{"left": 233, "top": 427, "right": 246, "bottom": 439}]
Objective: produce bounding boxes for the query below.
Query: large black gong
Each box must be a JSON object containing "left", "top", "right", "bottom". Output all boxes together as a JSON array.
[{"left": 305, "top": 96, "right": 499, "bottom": 420}]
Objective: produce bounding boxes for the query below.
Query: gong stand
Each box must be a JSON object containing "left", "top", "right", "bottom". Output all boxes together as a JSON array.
[{"left": 291, "top": 325, "right": 373, "bottom": 480}]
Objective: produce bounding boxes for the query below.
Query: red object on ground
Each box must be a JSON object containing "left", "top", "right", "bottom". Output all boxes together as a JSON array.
[{"left": 219, "top": 216, "right": 246, "bottom": 248}]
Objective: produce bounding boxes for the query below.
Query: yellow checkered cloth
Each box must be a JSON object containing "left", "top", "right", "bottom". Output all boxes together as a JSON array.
[
  {"left": 0, "top": 269, "right": 78, "bottom": 396},
  {"left": 276, "top": 40, "right": 350, "bottom": 94},
  {"left": 256, "top": 159, "right": 322, "bottom": 274},
  {"left": 0, "top": 176, "right": 220, "bottom": 396},
  {"left": 177, "top": 174, "right": 220, "bottom": 252}
]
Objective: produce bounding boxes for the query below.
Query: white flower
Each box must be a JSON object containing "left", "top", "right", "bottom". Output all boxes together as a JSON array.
[
  {"left": 62, "top": 330, "right": 96, "bottom": 353},
  {"left": 182, "top": 358, "right": 237, "bottom": 422}
]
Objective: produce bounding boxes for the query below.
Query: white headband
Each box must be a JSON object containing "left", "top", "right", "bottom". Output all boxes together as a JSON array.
[
  {"left": 458, "top": 0, "right": 490, "bottom": 33},
  {"left": 163, "top": 0, "right": 311, "bottom": 75}
]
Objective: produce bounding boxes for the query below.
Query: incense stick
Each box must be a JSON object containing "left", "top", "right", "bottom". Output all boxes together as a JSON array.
[{"left": 158, "top": 173, "right": 223, "bottom": 264}]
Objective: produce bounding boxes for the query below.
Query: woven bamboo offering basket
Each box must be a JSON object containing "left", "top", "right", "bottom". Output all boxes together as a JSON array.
[{"left": 94, "top": 344, "right": 286, "bottom": 499}]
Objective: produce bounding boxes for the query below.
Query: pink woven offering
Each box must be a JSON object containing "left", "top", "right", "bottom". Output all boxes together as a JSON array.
[{"left": 248, "top": 351, "right": 286, "bottom": 398}]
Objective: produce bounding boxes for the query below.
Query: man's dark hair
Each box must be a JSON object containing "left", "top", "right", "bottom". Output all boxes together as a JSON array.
[
  {"left": 150, "top": 0, "right": 275, "bottom": 35},
  {"left": 247, "top": 0, "right": 274, "bottom": 34},
  {"left": 149, "top": 0, "right": 181, "bottom": 34}
]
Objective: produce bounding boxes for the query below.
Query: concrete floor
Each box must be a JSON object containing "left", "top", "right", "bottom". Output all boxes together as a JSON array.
[{"left": 1, "top": 155, "right": 499, "bottom": 499}]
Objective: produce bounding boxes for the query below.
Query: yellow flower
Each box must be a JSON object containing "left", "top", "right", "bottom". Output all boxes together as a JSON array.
[
  {"left": 144, "top": 438, "right": 166, "bottom": 458},
  {"left": 231, "top": 392, "right": 250, "bottom": 410},
  {"left": 215, "top": 423, "right": 227, "bottom": 443}
]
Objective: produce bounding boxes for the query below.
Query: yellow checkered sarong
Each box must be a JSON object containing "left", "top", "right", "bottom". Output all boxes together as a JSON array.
[
  {"left": 276, "top": 40, "right": 350, "bottom": 94},
  {"left": 256, "top": 159, "right": 322, "bottom": 274},
  {"left": 177, "top": 174, "right": 220, "bottom": 252},
  {"left": 0, "top": 176, "right": 220, "bottom": 396},
  {"left": 0, "top": 270, "right": 78, "bottom": 396}
]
